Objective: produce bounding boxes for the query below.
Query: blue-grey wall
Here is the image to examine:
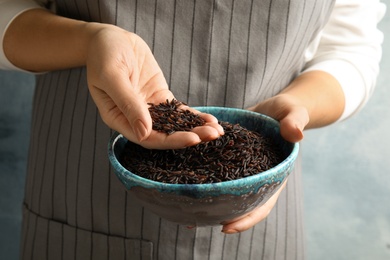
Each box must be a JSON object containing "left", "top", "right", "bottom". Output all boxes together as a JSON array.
[
  {"left": 0, "top": 71, "right": 35, "bottom": 259},
  {"left": 1, "top": 2, "right": 389, "bottom": 259},
  {"left": 301, "top": 4, "right": 390, "bottom": 259}
]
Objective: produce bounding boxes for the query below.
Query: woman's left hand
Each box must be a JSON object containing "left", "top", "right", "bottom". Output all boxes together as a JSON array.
[
  {"left": 221, "top": 93, "right": 309, "bottom": 234},
  {"left": 221, "top": 180, "right": 287, "bottom": 234},
  {"left": 222, "top": 70, "right": 345, "bottom": 233}
]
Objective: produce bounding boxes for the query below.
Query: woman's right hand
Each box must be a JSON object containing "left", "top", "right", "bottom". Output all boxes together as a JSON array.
[
  {"left": 3, "top": 9, "right": 223, "bottom": 149},
  {"left": 85, "top": 25, "right": 223, "bottom": 149}
]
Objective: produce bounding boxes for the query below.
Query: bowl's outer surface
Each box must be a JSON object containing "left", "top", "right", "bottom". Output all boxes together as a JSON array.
[{"left": 108, "top": 107, "right": 299, "bottom": 226}]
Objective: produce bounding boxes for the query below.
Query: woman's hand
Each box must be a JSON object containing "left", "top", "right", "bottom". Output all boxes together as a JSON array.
[
  {"left": 85, "top": 25, "right": 223, "bottom": 149},
  {"left": 222, "top": 71, "right": 345, "bottom": 233},
  {"left": 4, "top": 9, "right": 223, "bottom": 150},
  {"left": 220, "top": 95, "right": 307, "bottom": 233},
  {"left": 221, "top": 181, "right": 287, "bottom": 234},
  {"left": 248, "top": 93, "right": 310, "bottom": 143}
]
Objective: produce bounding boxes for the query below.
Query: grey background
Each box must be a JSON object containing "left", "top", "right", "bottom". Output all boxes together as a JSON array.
[
  {"left": 0, "top": 2, "right": 389, "bottom": 259},
  {"left": 302, "top": 3, "right": 390, "bottom": 259}
]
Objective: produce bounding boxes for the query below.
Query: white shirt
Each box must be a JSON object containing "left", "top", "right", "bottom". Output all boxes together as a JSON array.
[{"left": 0, "top": 0, "right": 386, "bottom": 120}]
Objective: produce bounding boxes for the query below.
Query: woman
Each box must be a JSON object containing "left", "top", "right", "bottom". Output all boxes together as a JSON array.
[{"left": 0, "top": 0, "right": 386, "bottom": 259}]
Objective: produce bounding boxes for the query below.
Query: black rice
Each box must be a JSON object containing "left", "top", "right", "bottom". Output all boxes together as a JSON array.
[
  {"left": 147, "top": 99, "right": 205, "bottom": 135},
  {"left": 120, "top": 100, "right": 284, "bottom": 184}
]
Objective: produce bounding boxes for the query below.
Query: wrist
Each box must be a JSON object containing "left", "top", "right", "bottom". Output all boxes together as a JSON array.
[{"left": 3, "top": 9, "right": 118, "bottom": 72}]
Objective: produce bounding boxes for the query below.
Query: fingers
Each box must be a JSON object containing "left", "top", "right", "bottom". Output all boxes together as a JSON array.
[
  {"left": 138, "top": 131, "right": 202, "bottom": 149},
  {"left": 92, "top": 82, "right": 224, "bottom": 149},
  {"left": 221, "top": 180, "right": 287, "bottom": 234},
  {"left": 109, "top": 78, "right": 224, "bottom": 147},
  {"left": 183, "top": 107, "right": 225, "bottom": 138},
  {"left": 138, "top": 120, "right": 224, "bottom": 150},
  {"left": 248, "top": 95, "right": 309, "bottom": 143},
  {"left": 89, "top": 76, "right": 153, "bottom": 143},
  {"left": 193, "top": 119, "right": 224, "bottom": 137},
  {"left": 132, "top": 103, "right": 224, "bottom": 149}
]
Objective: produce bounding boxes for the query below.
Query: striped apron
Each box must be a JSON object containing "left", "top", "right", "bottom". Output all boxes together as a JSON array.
[{"left": 20, "top": 0, "right": 334, "bottom": 259}]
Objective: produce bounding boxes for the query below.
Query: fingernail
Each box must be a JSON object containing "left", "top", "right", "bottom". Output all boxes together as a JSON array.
[
  {"left": 221, "top": 229, "right": 238, "bottom": 234},
  {"left": 133, "top": 119, "right": 148, "bottom": 141},
  {"left": 295, "top": 123, "right": 304, "bottom": 140}
]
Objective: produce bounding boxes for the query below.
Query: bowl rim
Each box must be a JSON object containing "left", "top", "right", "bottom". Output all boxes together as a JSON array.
[{"left": 108, "top": 107, "right": 299, "bottom": 192}]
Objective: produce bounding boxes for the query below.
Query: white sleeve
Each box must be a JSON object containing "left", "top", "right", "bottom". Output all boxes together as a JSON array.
[
  {"left": 302, "top": 0, "right": 386, "bottom": 120},
  {"left": 0, "top": 0, "right": 44, "bottom": 71}
]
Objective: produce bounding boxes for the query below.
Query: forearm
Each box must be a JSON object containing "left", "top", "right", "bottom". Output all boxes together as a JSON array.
[
  {"left": 280, "top": 70, "right": 345, "bottom": 129},
  {"left": 3, "top": 8, "right": 104, "bottom": 72}
]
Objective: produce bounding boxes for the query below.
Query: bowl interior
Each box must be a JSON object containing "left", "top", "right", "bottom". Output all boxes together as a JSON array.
[
  {"left": 108, "top": 107, "right": 299, "bottom": 225},
  {"left": 109, "top": 107, "right": 298, "bottom": 197}
]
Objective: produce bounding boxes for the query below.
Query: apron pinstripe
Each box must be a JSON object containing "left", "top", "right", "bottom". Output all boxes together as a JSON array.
[{"left": 20, "top": 0, "right": 334, "bottom": 259}]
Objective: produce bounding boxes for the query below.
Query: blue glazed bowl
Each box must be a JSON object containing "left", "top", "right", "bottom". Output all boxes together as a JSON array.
[{"left": 108, "top": 107, "right": 299, "bottom": 226}]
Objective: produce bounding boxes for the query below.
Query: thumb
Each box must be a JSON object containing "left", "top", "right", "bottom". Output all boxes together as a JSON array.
[
  {"left": 279, "top": 107, "right": 309, "bottom": 143},
  {"left": 248, "top": 96, "right": 309, "bottom": 143},
  {"left": 118, "top": 92, "right": 152, "bottom": 142},
  {"left": 90, "top": 74, "right": 153, "bottom": 143}
]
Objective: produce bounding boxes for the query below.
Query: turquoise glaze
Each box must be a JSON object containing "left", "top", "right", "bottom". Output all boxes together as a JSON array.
[{"left": 108, "top": 107, "right": 299, "bottom": 226}]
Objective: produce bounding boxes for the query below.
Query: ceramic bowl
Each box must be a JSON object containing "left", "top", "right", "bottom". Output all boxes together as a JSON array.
[{"left": 108, "top": 107, "right": 299, "bottom": 226}]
